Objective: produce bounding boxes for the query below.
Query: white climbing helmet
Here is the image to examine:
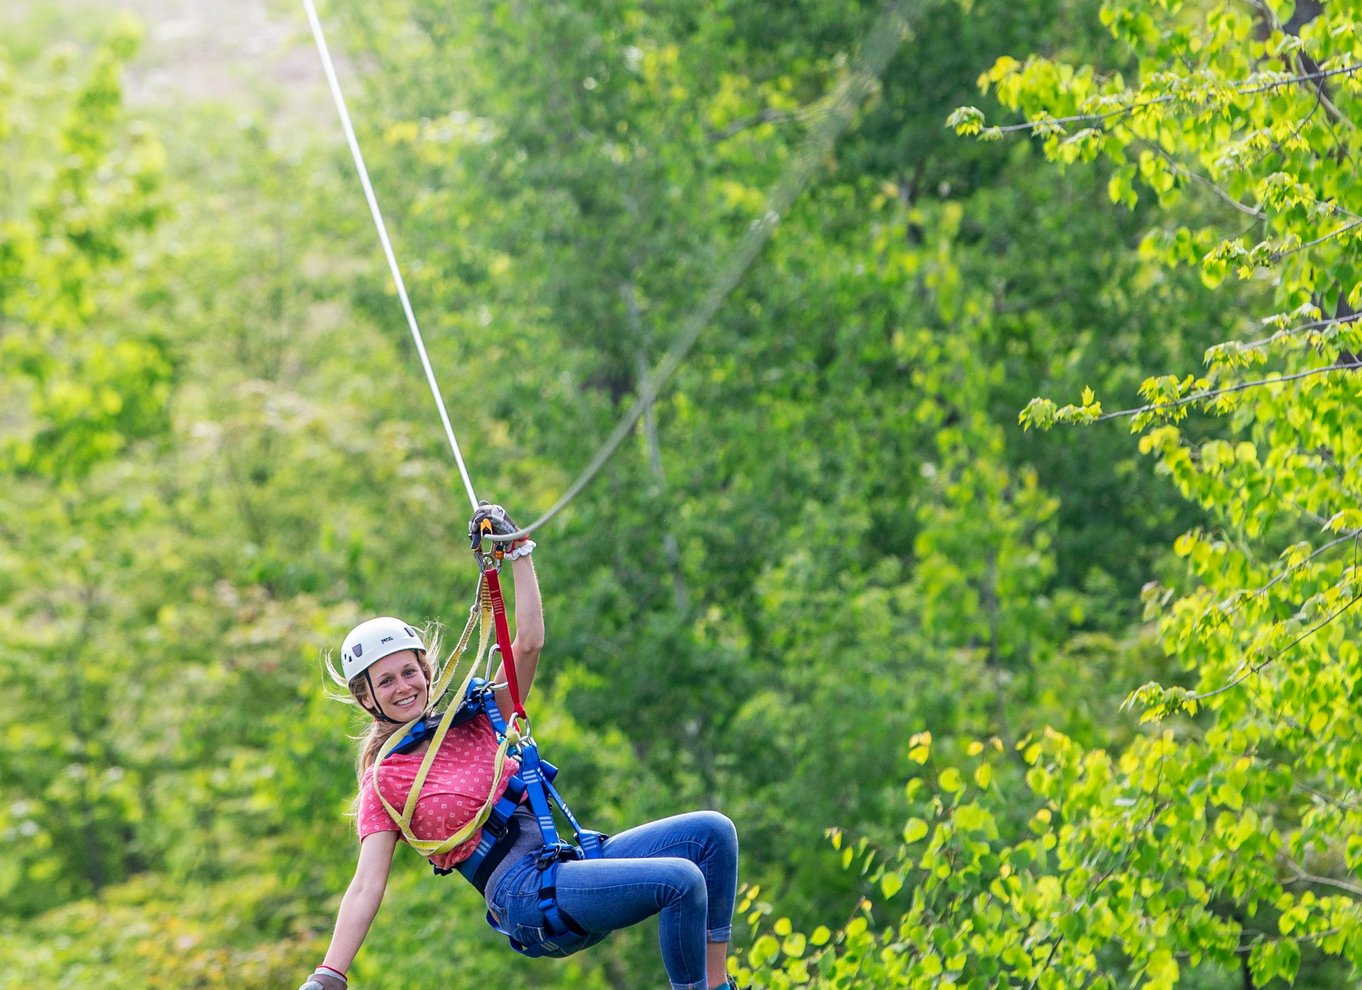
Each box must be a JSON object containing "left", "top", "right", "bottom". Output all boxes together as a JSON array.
[{"left": 340, "top": 617, "right": 426, "bottom": 681}]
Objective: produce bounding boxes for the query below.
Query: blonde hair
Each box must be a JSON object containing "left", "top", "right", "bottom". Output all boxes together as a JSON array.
[{"left": 325, "top": 623, "right": 445, "bottom": 781}]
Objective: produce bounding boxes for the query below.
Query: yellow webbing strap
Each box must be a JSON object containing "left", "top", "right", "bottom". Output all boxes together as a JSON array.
[
  {"left": 368, "top": 579, "right": 523, "bottom": 857},
  {"left": 425, "top": 578, "right": 489, "bottom": 705}
]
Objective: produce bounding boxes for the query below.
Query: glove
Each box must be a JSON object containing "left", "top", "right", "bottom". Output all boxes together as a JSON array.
[
  {"left": 469, "top": 500, "right": 519, "bottom": 549},
  {"left": 297, "top": 969, "right": 347, "bottom": 990}
]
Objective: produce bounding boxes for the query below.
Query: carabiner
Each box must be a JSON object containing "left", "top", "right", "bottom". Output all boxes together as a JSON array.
[{"left": 469, "top": 516, "right": 506, "bottom": 567}]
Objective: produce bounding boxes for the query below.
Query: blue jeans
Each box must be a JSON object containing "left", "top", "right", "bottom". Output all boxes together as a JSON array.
[{"left": 485, "top": 810, "right": 739, "bottom": 990}]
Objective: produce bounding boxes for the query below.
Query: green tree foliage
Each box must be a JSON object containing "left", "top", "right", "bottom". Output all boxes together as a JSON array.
[
  {"left": 9, "top": 0, "right": 1350, "bottom": 986},
  {"left": 0, "top": 15, "right": 170, "bottom": 482},
  {"left": 736, "top": 0, "right": 1362, "bottom": 986},
  {"left": 0, "top": 16, "right": 173, "bottom": 916}
]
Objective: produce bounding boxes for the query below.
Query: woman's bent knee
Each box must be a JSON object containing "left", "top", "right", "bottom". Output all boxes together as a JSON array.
[
  {"left": 694, "top": 811, "right": 737, "bottom": 858},
  {"left": 660, "top": 858, "right": 708, "bottom": 906}
]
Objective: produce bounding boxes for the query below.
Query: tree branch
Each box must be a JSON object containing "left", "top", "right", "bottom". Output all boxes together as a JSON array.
[
  {"left": 707, "top": 107, "right": 799, "bottom": 142},
  {"left": 1292, "top": 779, "right": 1361, "bottom": 812},
  {"left": 1144, "top": 141, "right": 1266, "bottom": 219},
  {"left": 1211, "top": 530, "right": 1361, "bottom": 628},
  {"left": 1188, "top": 590, "right": 1362, "bottom": 702},
  {"left": 1271, "top": 216, "right": 1362, "bottom": 261},
  {"left": 989, "top": 60, "right": 1362, "bottom": 135},
  {"left": 1245, "top": 84, "right": 1325, "bottom": 171},
  {"left": 1236, "top": 312, "right": 1361, "bottom": 353},
  {"left": 1252, "top": 531, "right": 1360, "bottom": 599},
  {"left": 1289, "top": 53, "right": 1359, "bottom": 133},
  {"left": 1282, "top": 857, "right": 1362, "bottom": 899},
  {"left": 1096, "top": 363, "right": 1357, "bottom": 422}
]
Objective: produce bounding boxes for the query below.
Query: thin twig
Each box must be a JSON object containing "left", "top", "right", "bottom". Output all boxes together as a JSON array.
[
  {"left": 1292, "top": 779, "right": 1361, "bottom": 812},
  {"left": 1097, "top": 363, "right": 1355, "bottom": 421},
  {"left": 991, "top": 61, "right": 1362, "bottom": 134},
  {"left": 707, "top": 107, "right": 799, "bottom": 142},
  {"left": 1175, "top": 928, "right": 1342, "bottom": 959},
  {"left": 1145, "top": 141, "right": 1266, "bottom": 219},
  {"left": 1248, "top": 532, "right": 1360, "bottom": 601},
  {"left": 1236, "top": 312, "right": 1360, "bottom": 353},
  {"left": 1289, "top": 52, "right": 1359, "bottom": 134},
  {"left": 1272, "top": 216, "right": 1362, "bottom": 261},
  {"left": 1246, "top": 84, "right": 1324, "bottom": 171},
  {"left": 1282, "top": 858, "right": 1362, "bottom": 898},
  {"left": 1189, "top": 591, "right": 1362, "bottom": 701}
]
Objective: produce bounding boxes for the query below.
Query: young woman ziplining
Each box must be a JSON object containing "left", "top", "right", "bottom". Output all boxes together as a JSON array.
[{"left": 296, "top": 501, "right": 742, "bottom": 990}]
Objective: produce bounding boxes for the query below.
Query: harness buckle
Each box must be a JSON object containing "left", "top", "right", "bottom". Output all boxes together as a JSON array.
[{"left": 535, "top": 842, "right": 579, "bottom": 870}]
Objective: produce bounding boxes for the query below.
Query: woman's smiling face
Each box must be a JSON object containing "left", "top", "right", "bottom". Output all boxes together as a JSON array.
[{"left": 361, "top": 649, "right": 428, "bottom": 720}]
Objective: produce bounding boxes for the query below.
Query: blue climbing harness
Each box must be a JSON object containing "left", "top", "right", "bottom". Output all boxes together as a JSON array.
[{"left": 391, "top": 675, "right": 606, "bottom": 956}]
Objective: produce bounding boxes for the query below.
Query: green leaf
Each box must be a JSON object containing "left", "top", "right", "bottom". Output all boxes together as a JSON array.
[{"left": 903, "top": 818, "right": 930, "bottom": 844}]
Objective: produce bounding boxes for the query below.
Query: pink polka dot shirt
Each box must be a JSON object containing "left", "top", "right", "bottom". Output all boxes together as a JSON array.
[{"left": 356, "top": 712, "right": 520, "bottom": 871}]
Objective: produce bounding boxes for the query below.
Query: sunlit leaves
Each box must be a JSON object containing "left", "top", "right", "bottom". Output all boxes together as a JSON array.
[
  {"left": 918, "top": 0, "right": 1362, "bottom": 985},
  {"left": 736, "top": 720, "right": 1350, "bottom": 988},
  {"left": 8, "top": 0, "right": 1362, "bottom": 986},
  {"left": 1, "top": 20, "right": 169, "bottom": 485}
]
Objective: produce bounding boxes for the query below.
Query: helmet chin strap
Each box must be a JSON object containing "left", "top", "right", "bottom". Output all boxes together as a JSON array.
[{"left": 364, "top": 670, "right": 402, "bottom": 724}]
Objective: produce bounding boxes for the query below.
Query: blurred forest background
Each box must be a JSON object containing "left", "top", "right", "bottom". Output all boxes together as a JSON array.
[{"left": 2, "top": 0, "right": 1360, "bottom": 987}]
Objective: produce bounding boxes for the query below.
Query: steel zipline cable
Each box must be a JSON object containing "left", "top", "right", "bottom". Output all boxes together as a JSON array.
[
  {"left": 301, "top": 0, "right": 479, "bottom": 511},
  {"left": 301, "top": 0, "right": 915, "bottom": 541}
]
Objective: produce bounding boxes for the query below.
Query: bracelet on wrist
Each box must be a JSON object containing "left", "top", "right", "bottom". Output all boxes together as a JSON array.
[
  {"left": 506, "top": 539, "right": 536, "bottom": 560},
  {"left": 316, "top": 965, "right": 348, "bottom": 983}
]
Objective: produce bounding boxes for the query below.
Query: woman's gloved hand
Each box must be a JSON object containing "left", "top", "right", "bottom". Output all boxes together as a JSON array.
[{"left": 469, "top": 500, "right": 519, "bottom": 548}]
